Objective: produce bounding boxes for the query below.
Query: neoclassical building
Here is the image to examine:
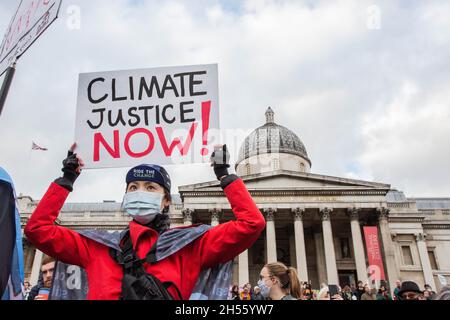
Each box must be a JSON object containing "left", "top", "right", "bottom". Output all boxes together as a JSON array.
[{"left": 19, "top": 108, "right": 450, "bottom": 296}]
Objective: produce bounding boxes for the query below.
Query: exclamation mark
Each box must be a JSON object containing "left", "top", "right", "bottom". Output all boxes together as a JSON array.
[{"left": 201, "top": 101, "right": 211, "bottom": 156}]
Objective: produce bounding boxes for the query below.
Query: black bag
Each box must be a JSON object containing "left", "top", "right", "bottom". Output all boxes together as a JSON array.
[{"left": 110, "top": 231, "right": 182, "bottom": 300}]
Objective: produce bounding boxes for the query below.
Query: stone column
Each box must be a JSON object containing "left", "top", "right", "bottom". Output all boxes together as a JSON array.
[
  {"left": 182, "top": 208, "right": 194, "bottom": 226},
  {"left": 22, "top": 238, "right": 34, "bottom": 280},
  {"left": 347, "top": 208, "right": 368, "bottom": 284},
  {"left": 30, "top": 249, "right": 44, "bottom": 286},
  {"left": 292, "top": 208, "right": 308, "bottom": 281},
  {"left": 314, "top": 232, "right": 327, "bottom": 285},
  {"left": 209, "top": 209, "right": 221, "bottom": 227},
  {"left": 264, "top": 208, "right": 277, "bottom": 263},
  {"left": 377, "top": 208, "right": 399, "bottom": 297},
  {"left": 289, "top": 233, "right": 296, "bottom": 267},
  {"left": 238, "top": 250, "right": 249, "bottom": 285},
  {"left": 415, "top": 233, "right": 436, "bottom": 290},
  {"left": 320, "top": 208, "right": 339, "bottom": 285}
]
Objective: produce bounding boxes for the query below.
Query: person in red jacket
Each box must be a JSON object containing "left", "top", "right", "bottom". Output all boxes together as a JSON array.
[{"left": 24, "top": 144, "right": 266, "bottom": 300}]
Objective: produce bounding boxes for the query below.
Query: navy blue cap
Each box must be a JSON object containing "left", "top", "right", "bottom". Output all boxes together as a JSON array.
[{"left": 126, "top": 164, "right": 171, "bottom": 193}]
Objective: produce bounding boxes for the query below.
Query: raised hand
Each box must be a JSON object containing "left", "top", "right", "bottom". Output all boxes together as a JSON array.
[
  {"left": 210, "top": 144, "right": 230, "bottom": 181},
  {"left": 54, "top": 143, "right": 85, "bottom": 192}
]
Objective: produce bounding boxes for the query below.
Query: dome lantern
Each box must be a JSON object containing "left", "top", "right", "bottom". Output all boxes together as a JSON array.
[{"left": 265, "top": 107, "right": 275, "bottom": 124}]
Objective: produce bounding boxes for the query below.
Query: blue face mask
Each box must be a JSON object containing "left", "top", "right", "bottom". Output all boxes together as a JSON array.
[
  {"left": 257, "top": 279, "right": 271, "bottom": 299},
  {"left": 122, "top": 191, "right": 163, "bottom": 225}
]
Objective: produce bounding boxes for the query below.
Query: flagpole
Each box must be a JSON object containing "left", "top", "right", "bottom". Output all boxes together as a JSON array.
[
  {"left": 0, "top": 59, "right": 17, "bottom": 118},
  {"left": 28, "top": 142, "right": 33, "bottom": 163}
]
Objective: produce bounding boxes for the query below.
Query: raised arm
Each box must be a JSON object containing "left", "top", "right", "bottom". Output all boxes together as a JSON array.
[
  {"left": 24, "top": 144, "right": 92, "bottom": 267},
  {"left": 194, "top": 144, "right": 266, "bottom": 268},
  {"left": 196, "top": 174, "right": 266, "bottom": 268}
]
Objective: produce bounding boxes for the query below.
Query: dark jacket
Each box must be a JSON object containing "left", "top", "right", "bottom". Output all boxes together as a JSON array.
[
  {"left": 27, "top": 285, "right": 41, "bottom": 300},
  {"left": 354, "top": 288, "right": 365, "bottom": 300},
  {"left": 27, "top": 274, "right": 44, "bottom": 300}
]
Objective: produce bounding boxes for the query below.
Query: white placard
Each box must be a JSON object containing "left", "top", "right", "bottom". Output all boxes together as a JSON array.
[{"left": 75, "top": 64, "right": 220, "bottom": 169}]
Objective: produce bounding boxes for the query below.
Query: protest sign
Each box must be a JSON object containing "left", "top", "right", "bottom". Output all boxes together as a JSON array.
[
  {"left": 0, "top": 0, "right": 63, "bottom": 76},
  {"left": 75, "top": 64, "right": 220, "bottom": 168}
]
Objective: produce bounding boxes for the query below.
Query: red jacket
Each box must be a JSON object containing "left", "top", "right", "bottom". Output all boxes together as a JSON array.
[{"left": 24, "top": 177, "right": 265, "bottom": 300}]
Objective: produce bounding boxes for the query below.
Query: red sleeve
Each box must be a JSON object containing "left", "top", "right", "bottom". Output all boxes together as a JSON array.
[
  {"left": 195, "top": 178, "right": 266, "bottom": 268},
  {"left": 24, "top": 182, "right": 92, "bottom": 267}
]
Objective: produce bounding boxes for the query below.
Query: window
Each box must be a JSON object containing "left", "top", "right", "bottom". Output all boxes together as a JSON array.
[
  {"left": 299, "top": 162, "right": 305, "bottom": 172},
  {"left": 401, "top": 246, "right": 414, "bottom": 265},
  {"left": 340, "top": 238, "right": 351, "bottom": 259},
  {"left": 245, "top": 163, "right": 251, "bottom": 175},
  {"left": 428, "top": 250, "right": 438, "bottom": 270}
]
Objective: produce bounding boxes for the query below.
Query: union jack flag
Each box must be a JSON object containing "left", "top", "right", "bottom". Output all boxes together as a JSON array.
[{"left": 31, "top": 142, "right": 48, "bottom": 151}]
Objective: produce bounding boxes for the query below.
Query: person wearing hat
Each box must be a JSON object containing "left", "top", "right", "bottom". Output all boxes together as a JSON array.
[
  {"left": 25, "top": 143, "right": 266, "bottom": 300},
  {"left": 397, "top": 281, "right": 426, "bottom": 300}
]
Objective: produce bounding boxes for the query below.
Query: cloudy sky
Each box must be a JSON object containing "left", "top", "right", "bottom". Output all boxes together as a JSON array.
[{"left": 1, "top": 0, "right": 449, "bottom": 203}]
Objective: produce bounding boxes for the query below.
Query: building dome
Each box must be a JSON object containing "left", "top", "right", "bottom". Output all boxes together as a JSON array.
[
  {"left": 236, "top": 107, "right": 311, "bottom": 176},
  {"left": 236, "top": 107, "right": 312, "bottom": 176}
]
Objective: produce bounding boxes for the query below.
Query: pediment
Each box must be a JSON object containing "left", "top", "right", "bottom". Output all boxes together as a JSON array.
[{"left": 178, "top": 170, "right": 390, "bottom": 193}]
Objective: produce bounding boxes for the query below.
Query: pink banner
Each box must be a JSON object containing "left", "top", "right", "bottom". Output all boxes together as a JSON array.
[{"left": 363, "top": 226, "right": 386, "bottom": 281}]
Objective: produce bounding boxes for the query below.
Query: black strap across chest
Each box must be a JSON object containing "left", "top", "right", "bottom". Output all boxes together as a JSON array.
[{"left": 109, "top": 231, "right": 182, "bottom": 300}]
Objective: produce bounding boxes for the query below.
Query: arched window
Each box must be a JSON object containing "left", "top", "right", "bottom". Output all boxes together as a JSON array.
[{"left": 299, "top": 162, "right": 305, "bottom": 172}]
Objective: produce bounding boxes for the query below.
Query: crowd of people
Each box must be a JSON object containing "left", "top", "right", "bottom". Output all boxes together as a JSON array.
[
  {"left": 21, "top": 254, "right": 450, "bottom": 301},
  {"left": 228, "top": 263, "right": 450, "bottom": 301}
]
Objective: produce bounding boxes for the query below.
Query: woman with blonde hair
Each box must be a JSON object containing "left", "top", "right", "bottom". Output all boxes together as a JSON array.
[{"left": 257, "top": 262, "right": 302, "bottom": 300}]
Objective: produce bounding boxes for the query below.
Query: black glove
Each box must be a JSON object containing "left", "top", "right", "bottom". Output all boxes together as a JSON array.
[
  {"left": 210, "top": 144, "right": 230, "bottom": 180},
  {"left": 54, "top": 150, "right": 81, "bottom": 192}
]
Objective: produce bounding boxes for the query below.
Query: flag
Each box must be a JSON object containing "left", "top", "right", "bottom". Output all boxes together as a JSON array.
[
  {"left": 31, "top": 142, "right": 48, "bottom": 151},
  {"left": 363, "top": 226, "right": 386, "bottom": 282},
  {"left": 0, "top": 167, "right": 24, "bottom": 300}
]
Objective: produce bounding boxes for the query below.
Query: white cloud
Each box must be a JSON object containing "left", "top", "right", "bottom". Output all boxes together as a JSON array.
[
  {"left": 357, "top": 81, "right": 450, "bottom": 196},
  {"left": 0, "top": 0, "right": 450, "bottom": 202}
]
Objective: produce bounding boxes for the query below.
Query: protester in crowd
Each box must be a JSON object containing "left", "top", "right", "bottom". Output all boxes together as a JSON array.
[
  {"left": 332, "top": 285, "right": 344, "bottom": 300},
  {"left": 393, "top": 280, "right": 402, "bottom": 300},
  {"left": 315, "top": 285, "right": 343, "bottom": 300},
  {"left": 245, "top": 283, "right": 253, "bottom": 296},
  {"left": 317, "top": 286, "right": 329, "bottom": 300},
  {"left": 27, "top": 256, "right": 55, "bottom": 300},
  {"left": 251, "top": 286, "right": 264, "bottom": 300},
  {"left": 398, "top": 281, "right": 426, "bottom": 300},
  {"left": 354, "top": 281, "right": 365, "bottom": 300},
  {"left": 361, "top": 284, "right": 377, "bottom": 300},
  {"left": 23, "top": 281, "right": 31, "bottom": 300},
  {"left": 349, "top": 283, "right": 358, "bottom": 300},
  {"left": 423, "top": 284, "right": 436, "bottom": 299},
  {"left": 24, "top": 144, "right": 266, "bottom": 300},
  {"left": 376, "top": 284, "right": 392, "bottom": 300},
  {"left": 257, "top": 262, "right": 302, "bottom": 300},
  {"left": 302, "top": 282, "right": 314, "bottom": 300},
  {"left": 240, "top": 284, "right": 252, "bottom": 300},
  {"left": 341, "top": 285, "right": 353, "bottom": 300},
  {"left": 230, "top": 285, "right": 240, "bottom": 300},
  {"left": 434, "top": 285, "right": 450, "bottom": 300}
]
